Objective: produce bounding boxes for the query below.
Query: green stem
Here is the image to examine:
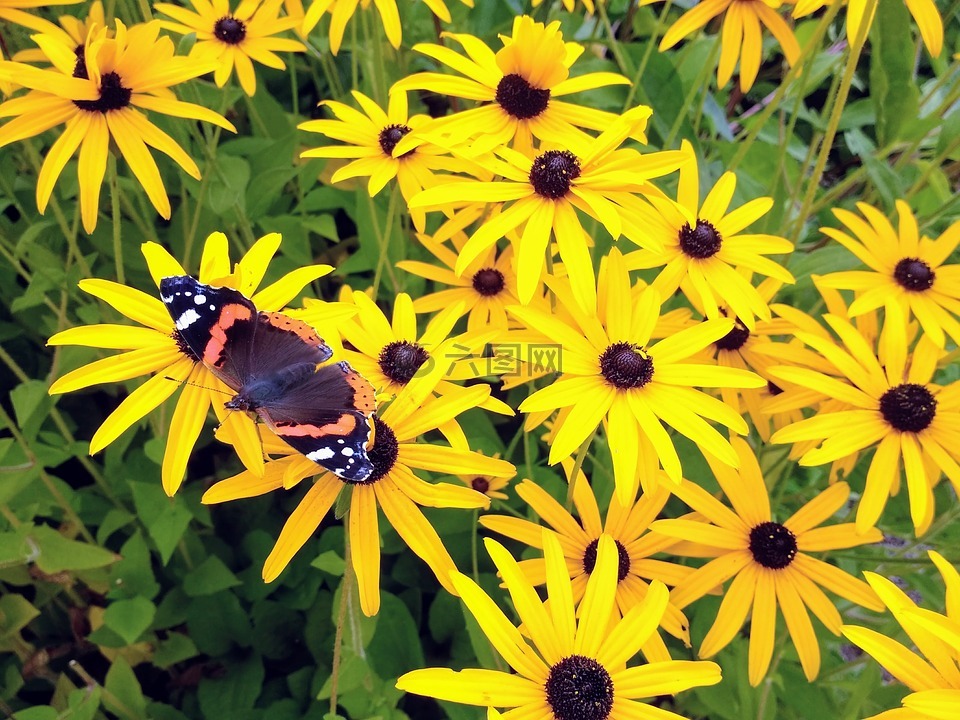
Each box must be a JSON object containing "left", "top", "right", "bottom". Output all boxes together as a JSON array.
[
  {"left": 727, "top": 2, "right": 842, "bottom": 174},
  {"left": 566, "top": 426, "right": 597, "bottom": 510},
  {"left": 331, "top": 512, "right": 355, "bottom": 716},
  {"left": 470, "top": 508, "right": 480, "bottom": 583},
  {"left": 665, "top": 35, "right": 719, "bottom": 147},
  {"left": 597, "top": 2, "right": 634, "bottom": 77},
  {"left": 109, "top": 155, "right": 124, "bottom": 285},
  {"left": 789, "top": 0, "right": 877, "bottom": 246},
  {"left": 0, "top": 404, "right": 95, "bottom": 545},
  {"left": 369, "top": 184, "right": 400, "bottom": 298}
]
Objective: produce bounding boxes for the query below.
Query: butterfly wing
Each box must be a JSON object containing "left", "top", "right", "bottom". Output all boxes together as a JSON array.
[
  {"left": 258, "top": 361, "right": 376, "bottom": 482},
  {"left": 160, "top": 276, "right": 259, "bottom": 391}
]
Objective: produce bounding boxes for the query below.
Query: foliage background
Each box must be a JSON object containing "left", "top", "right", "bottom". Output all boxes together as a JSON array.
[{"left": 1, "top": 0, "right": 959, "bottom": 718}]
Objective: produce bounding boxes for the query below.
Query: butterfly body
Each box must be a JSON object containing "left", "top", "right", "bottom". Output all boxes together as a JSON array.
[{"left": 159, "top": 275, "right": 376, "bottom": 481}]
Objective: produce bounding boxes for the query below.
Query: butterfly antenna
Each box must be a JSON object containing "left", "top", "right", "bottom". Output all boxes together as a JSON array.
[{"left": 162, "top": 375, "right": 233, "bottom": 396}]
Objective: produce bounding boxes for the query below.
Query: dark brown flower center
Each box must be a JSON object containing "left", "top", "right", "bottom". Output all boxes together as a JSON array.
[
  {"left": 172, "top": 331, "right": 201, "bottom": 362},
  {"left": 72, "top": 43, "right": 87, "bottom": 80},
  {"left": 471, "top": 268, "right": 505, "bottom": 296},
  {"left": 378, "top": 340, "right": 429, "bottom": 385},
  {"left": 715, "top": 317, "right": 750, "bottom": 351},
  {"left": 495, "top": 73, "right": 550, "bottom": 120},
  {"left": 679, "top": 219, "right": 722, "bottom": 259},
  {"left": 529, "top": 150, "right": 580, "bottom": 200},
  {"left": 470, "top": 477, "right": 490, "bottom": 493},
  {"left": 545, "top": 655, "right": 614, "bottom": 720},
  {"left": 362, "top": 417, "right": 398, "bottom": 483},
  {"left": 879, "top": 383, "right": 937, "bottom": 433},
  {"left": 214, "top": 16, "right": 246, "bottom": 44},
  {"left": 581, "top": 538, "right": 631, "bottom": 582},
  {"left": 378, "top": 124, "right": 413, "bottom": 158},
  {"left": 599, "top": 342, "right": 654, "bottom": 390},
  {"left": 893, "top": 258, "right": 935, "bottom": 291},
  {"left": 73, "top": 71, "right": 132, "bottom": 113},
  {"left": 749, "top": 522, "right": 797, "bottom": 570}
]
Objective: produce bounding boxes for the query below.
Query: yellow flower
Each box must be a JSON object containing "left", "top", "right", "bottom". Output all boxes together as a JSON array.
[
  {"left": 0, "top": 20, "right": 234, "bottom": 232},
  {"left": 204, "top": 382, "right": 515, "bottom": 616},
  {"left": 511, "top": 247, "right": 764, "bottom": 503},
  {"left": 410, "top": 107, "right": 685, "bottom": 313},
  {"left": 47, "top": 232, "right": 332, "bottom": 495},
  {"left": 293, "top": 0, "right": 401, "bottom": 55},
  {"left": 794, "top": 0, "right": 943, "bottom": 57},
  {"left": 647, "top": 0, "right": 801, "bottom": 91},
  {"left": 8, "top": 1, "right": 105, "bottom": 62},
  {"left": 816, "top": 200, "right": 960, "bottom": 348},
  {"left": 480, "top": 458, "right": 694, "bottom": 653},
  {"left": 455, "top": 452, "right": 510, "bottom": 501},
  {"left": 769, "top": 302, "right": 960, "bottom": 534},
  {"left": 841, "top": 551, "right": 960, "bottom": 719},
  {"left": 396, "top": 231, "right": 525, "bottom": 332},
  {"left": 391, "top": 16, "right": 633, "bottom": 154},
  {"left": 397, "top": 530, "right": 722, "bottom": 719},
  {"left": 299, "top": 90, "right": 480, "bottom": 233},
  {"left": 652, "top": 438, "right": 883, "bottom": 686},
  {"left": 155, "top": 0, "right": 305, "bottom": 96},
  {"left": 622, "top": 140, "right": 794, "bottom": 329}
]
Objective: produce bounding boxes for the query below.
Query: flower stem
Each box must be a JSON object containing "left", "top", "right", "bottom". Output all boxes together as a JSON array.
[
  {"left": 370, "top": 184, "right": 400, "bottom": 298},
  {"left": 331, "top": 511, "right": 355, "bottom": 717},
  {"left": 109, "top": 154, "right": 125, "bottom": 285},
  {"left": 789, "top": 0, "right": 877, "bottom": 246},
  {"left": 622, "top": 0, "right": 675, "bottom": 111},
  {"left": 566, "top": 425, "right": 597, "bottom": 510}
]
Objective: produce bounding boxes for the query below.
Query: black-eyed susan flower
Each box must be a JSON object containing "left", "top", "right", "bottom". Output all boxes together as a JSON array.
[
  {"left": 455, "top": 452, "right": 511, "bottom": 501},
  {"left": 397, "top": 530, "right": 722, "bottom": 719},
  {"left": 646, "top": 0, "right": 801, "bottom": 91},
  {"left": 396, "top": 231, "right": 525, "bottom": 332},
  {"left": 47, "top": 232, "right": 332, "bottom": 495},
  {"left": 480, "top": 459, "right": 694, "bottom": 655},
  {"left": 7, "top": 1, "right": 104, "bottom": 62},
  {"left": 794, "top": 0, "right": 943, "bottom": 57},
  {"left": 622, "top": 140, "right": 794, "bottom": 329},
  {"left": 769, "top": 303, "right": 960, "bottom": 535},
  {"left": 155, "top": 0, "right": 305, "bottom": 96},
  {"left": 299, "top": 90, "right": 477, "bottom": 233},
  {"left": 410, "top": 107, "right": 685, "bottom": 313},
  {"left": 652, "top": 438, "right": 884, "bottom": 686},
  {"left": 511, "top": 247, "right": 764, "bottom": 503},
  {"left": 0, "top": 0, "right": 82, "bottom": 32},
  {"left": 842, "top": 551, "right": 959, "bottom": 719},
  {"left": 204, "top": 383, "right": 515, "bottom": 616},
  {"left": 816, "top": 200, "right": 960, "bottom": 348},
  {"left": 391, "top": 15, "right": 633, "bottom": 154},
  {"left": 0, "top": 20, "right": 234, "bottom": 233}
]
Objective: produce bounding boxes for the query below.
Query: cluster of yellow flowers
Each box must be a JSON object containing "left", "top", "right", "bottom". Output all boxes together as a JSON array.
[{"left": 1, "top": 1, "right": 957, "bottom": 719}]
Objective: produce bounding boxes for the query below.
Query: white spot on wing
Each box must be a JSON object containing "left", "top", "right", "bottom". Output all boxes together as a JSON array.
[
  {"left": 341, "top": 447, "right": 354, "bottom": 457},
  {"left": 194, "top": 294, "right": 206, "bottom": 305},
  {"left": 308, "top": 447, "right": 335, "bottom": 461},
  {"left": 175, "top": 309, "right": 200, "bottom": 330}
]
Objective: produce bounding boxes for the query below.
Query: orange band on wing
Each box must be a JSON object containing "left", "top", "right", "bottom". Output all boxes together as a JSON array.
[
  {"left": 260, "top": 312, "right": 328, "bottom": 348},
  {"left": 274, "top": 414, "right": 358, "bottom": 437},
  {"left": 203, "top": 303, "right": 253, "bottom": 367},
  {"left": 345, "top": 369, "right": 376, "bottom": 413}
]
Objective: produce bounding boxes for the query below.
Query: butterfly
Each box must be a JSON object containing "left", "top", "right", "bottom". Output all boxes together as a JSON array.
[{"left": 160, "top": 275, "right": 376, "bottom": 481}]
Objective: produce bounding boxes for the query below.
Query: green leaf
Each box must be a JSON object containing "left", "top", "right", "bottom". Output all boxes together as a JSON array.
[
  {"left": 207, "top": 155, "right": 251, "bottom": 215},
  {"left": 65, "top": 687, "right": 102, "bottom": 720},
  {"left": 869, "top": 0, "right": 920, "bottom": 145},
  {"left": 198, "top": 653, "right": 265, "bottom": 719},
  {"left": 103, "top": 597, "right": 156, "bottom": 646},
  {"left": 310, "top": 550, "right": 346, "bottom": 576},
  {"left": 103, "top": 656, "right": 147, "bottom": 720},
  {"left": 368, "top": 592, "right": 424, "bottom": 677},
  {"left": 183, "top": 556, "right": 242, "bottom": 597},
  {"left": 153, "top": 632, "right": 199, "bottom": 669},
  {"left": 130, "top": 482, "right": 193, "bottom": 565},
  {"left": 28, "top": 526, "right": 119, "bottom": 573},
  {"left": 0, "top": 593, "right": 40, "bottom": 640},
  {"left": 110, "top": 531, "right": 161, "bottom": 600},
  {"left": 12, "top": 708, "right": 58, "bottom": 720},
  {"left": 9, "top": 380, "right": 51, "bottom": 441}
]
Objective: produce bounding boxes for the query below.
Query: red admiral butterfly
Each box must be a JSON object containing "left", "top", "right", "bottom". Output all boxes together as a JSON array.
[{"left": 160, "top": 275, "right": 376, "bottom": 482}]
